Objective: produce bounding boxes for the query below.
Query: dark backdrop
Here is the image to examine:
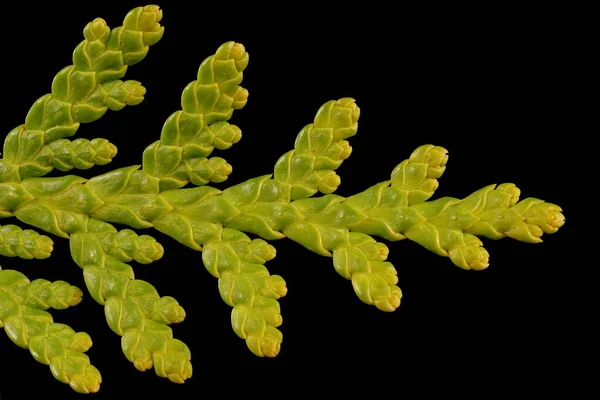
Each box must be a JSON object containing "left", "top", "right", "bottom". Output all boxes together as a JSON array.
[{"left": 1, "top": 1, "right": 580, "bottom": 398}]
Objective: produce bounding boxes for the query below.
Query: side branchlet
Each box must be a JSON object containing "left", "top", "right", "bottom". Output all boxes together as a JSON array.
[
  {"left": 142, "top": 41, "right": 248, "bottom": 191},
  {"left": 1, "top": 5, "right": 163, "bottom": 181},
  {"left": 0, "top": 266, "right": 101, "bottom": 394}
]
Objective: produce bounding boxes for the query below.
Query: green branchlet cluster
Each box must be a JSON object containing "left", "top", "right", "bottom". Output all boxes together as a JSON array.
[{"left": 0, "top": 4, "right": 566, "bottom": 394}]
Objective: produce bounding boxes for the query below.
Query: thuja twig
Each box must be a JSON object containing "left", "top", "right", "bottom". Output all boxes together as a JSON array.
[{"left": 0, "top": 3, "right": 566, "bottom": 394}]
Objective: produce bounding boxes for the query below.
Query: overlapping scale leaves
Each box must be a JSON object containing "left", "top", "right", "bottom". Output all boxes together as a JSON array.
[{"left": 0, "top": 3, "right": 566, "bottom": 394}]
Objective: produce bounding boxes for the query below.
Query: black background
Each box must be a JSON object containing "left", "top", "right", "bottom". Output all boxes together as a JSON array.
[{"left": 0, "top": 1, "right": 583, "bottom": 398}]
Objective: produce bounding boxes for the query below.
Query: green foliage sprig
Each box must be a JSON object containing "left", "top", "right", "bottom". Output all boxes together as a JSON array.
[{"left": 0, "top": 4, "right": 566, "bottom": 394}]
